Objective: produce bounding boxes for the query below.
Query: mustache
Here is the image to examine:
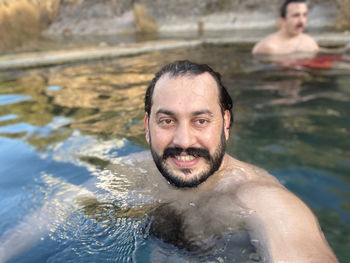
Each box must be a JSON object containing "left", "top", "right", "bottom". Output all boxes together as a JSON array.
[
  {"left": 296, "top": 23, "right": 304, "bottom": 28},
  {"left": 162, "top": 147, "right": 210, "bottom": 161}
]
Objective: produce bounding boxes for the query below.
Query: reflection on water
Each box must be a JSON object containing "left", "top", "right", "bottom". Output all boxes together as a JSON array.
[
  {"left": 0, "top": 94, "right": 31, "bottom": 106},
  {"left": 0, "top": 44, "right": 350, "bottom": 262}
]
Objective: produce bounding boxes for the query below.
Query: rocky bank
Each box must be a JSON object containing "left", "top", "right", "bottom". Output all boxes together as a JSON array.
[
  {"left": 1, "top": 0, "right": 350, "bottom": 68},
  {"left": 44, "top": 0, "right": 339, "bottom": 36}
]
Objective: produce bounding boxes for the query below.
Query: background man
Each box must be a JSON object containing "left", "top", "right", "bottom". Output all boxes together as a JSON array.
[
  {"left": 252, "top": 0, "right": 319, "bottom": 55},
  {"left": 252, "top": 0, "right": 350, "bottom": 56},
  {"left": 144, "top": 60, "right": 338, "bottom": 262}
]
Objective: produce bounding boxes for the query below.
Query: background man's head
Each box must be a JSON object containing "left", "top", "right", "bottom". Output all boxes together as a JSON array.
[
  {"left": 279, "top": 0, "right": 308, "bottom": 36},
  {"left": 280, "top": 0, "right": 307, "bottom": 18},
  {"left": 144, "top": 60, "right": 233, "bottom": 188}
]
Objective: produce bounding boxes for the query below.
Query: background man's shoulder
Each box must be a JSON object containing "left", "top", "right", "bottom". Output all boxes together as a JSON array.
[
  {"left": 300, "top": 33, "right": 320, "bottom": 50},
  {"left": 252, "top": 34, "right": 280, "bottom": 55}
]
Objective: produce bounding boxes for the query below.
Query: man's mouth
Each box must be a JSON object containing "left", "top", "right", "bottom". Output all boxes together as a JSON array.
[
  {"left": 170, "top": 153, "right": 200, "bottom": 168},
  {"left": 174, "top": 155, "right": 196, "bottom": 162},
  {"left": 296, "top": 23, "right": 304, "bottom": 30},
  {"left": 162, "top": 147, "right": 211, "bottom": 162}
]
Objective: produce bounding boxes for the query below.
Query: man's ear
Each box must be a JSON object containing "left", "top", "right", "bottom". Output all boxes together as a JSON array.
[
  {"left": 278, "top": 17, "right": 284, "bottom": 28},
  {"left": 224, "top": 110, "right": 231, "bottom": 140},
  {"left": 144, "top": 113, "right": 150, "bottom": 143}
]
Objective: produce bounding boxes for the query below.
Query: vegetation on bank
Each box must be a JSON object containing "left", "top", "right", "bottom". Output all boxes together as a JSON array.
[
  {"left": 0, "top": 0, "right": 350, "bottom": 53},
  {"left": 336, "top": 0, "right": 350, "bottom": 30},
  {"left": 0, "top": 0, "right": 60, "bottom": 52}
]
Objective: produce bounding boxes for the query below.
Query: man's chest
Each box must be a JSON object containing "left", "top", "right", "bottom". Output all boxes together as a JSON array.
[{"left": 148, "top": 197, "right": 250, "bottom": 251}]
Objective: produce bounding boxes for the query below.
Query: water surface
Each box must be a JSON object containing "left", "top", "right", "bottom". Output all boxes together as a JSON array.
[{"left": 0, "top": 44, "right": 349, "bottom": 262}]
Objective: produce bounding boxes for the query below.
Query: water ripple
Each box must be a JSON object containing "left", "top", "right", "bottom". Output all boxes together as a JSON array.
[
  {"left": 0, "top": 114, "right": 18, "bottom": 122},
  {"left": 49, "top": 210, "right": 140, "bottom": 262},
  {"left": 46, "top": 86, "right": 62, "bottom": 92},
  {"left": 0, "top": 94, "right": 31, "bottom": 105}
]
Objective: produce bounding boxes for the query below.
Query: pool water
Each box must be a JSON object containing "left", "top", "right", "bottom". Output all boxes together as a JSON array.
[{"left": 0, "top": 44, "right": 349, "bottom": 262}]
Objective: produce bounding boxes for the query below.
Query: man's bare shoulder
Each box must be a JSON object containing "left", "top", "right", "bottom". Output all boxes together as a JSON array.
[
  {"left": 300, "top": 33, "right": 318, "bottom": 43},
  {"left": 229, "top": 160, "right": 313, "bottom": 219},
  {"left": 231, "top": 164, "right": 338, "bottom": 262},
  {"left": 252, "top": 33, "right": 280, "bottom": 55},
  {"left": 219, "top": 155, "right": 281, "bottom": 189},
  {"left": 253, "top": 32, "right": 319, "bottom": 55},
  {"left": 299, "top": 33, "right": 319, "bottom": 51}
]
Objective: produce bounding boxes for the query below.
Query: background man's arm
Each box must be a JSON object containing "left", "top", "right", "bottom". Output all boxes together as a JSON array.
[{"left": 238, "top": 184, "right": 338, "bottom": 263}]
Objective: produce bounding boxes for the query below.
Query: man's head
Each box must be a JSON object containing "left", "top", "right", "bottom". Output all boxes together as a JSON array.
[
  {"left": 280, "top": 0, "right": 308, "bottom": 36},
  {"left": 144, "top": 60, "right": 233, "bottom": 188}
]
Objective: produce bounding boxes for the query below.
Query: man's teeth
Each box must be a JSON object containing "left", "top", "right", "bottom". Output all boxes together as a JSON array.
[{"left": 175, "top": 155, "right": 196, "bottom": 162}]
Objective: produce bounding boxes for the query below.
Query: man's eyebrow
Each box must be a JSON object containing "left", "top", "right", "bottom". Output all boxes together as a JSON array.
[
  {"left": 155, "top": 109, "right": 175, "bottom": 116},
  {"left": 155, "top": 109, "right": 214, "bottom": 116},
  {"left": 192, "top": 110, "right": 214, "bottom": 116}
]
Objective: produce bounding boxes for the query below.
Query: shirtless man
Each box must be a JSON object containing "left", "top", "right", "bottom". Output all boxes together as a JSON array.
[
  {"left": 143, "top": 60, "right": 338, "bottom": 262},
  {"left": 252, "top": 0, "right": 319, "bottom": 55}
]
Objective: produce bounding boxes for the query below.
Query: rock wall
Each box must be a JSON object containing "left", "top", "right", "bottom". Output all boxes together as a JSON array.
[
  {"left": 44, "top": 0, "right": 338, "bottom": 36},
  {"left": 0, "top": 0, "right": 347, "bottom": 53}
]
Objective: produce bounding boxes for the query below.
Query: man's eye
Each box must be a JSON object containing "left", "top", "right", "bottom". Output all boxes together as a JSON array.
[
  {"left": 160, "top": 119, "right": 173, "bottom": 125},
  {"left": 195, "top": 119, "right": 208, "bottom": 125}
]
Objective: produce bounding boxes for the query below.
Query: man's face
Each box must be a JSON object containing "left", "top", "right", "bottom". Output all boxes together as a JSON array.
[
  {"left": 144, "top": 73, "right": 231, "bottom": 188},
  {"left": 282, "top": 2, "right": 308, "bottom": 36}
]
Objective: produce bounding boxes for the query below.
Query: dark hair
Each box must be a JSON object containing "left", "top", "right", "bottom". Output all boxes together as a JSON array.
[
  {"left": 144, "top": 60, "right": 234, "bottom": 128},
  {"left": 280, "top": 0, "right": 306, "bottom": 18}
]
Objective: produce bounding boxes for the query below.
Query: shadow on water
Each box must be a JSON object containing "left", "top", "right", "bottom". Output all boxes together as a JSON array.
[{"left": 0, "top": 44, "right": 350, "bottom": 262}]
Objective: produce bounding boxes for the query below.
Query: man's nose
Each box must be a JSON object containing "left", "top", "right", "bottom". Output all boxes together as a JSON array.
[{"left": 172, "top": 123, "right": 196, "bottom": 149}]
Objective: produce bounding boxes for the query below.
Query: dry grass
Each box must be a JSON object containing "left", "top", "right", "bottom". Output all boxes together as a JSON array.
[
  {"left": 133, "top": 4, "right": 157, "bottom": 33},
  {"left": 336, "top": 0, "right": 350, "bottom": 30},
  {"left": 0, "top": 0, "right": 60, "bottom": 52}
]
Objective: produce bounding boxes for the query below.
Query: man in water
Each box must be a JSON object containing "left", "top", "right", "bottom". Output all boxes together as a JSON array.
[
  {"left": 252, "top": 0, "right": 350, "bottom": 55},
  {"left": 252, "top": 0, "right": 318, "bottom": 55},
  {"left": 143, "top": 60, "right": 338, "bottom": 262}
]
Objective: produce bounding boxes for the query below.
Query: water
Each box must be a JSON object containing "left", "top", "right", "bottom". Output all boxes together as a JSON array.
[{"left": 0, "top": 44, "right": 349, "bottom": 262}]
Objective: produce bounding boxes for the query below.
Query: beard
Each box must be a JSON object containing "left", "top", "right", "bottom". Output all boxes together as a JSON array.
[{"left": 149, "top": 129, "right": 226, "bottom": 188}]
